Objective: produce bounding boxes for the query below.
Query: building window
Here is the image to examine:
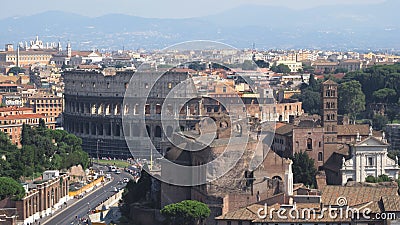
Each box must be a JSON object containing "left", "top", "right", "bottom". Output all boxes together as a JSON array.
[
  {"left": 168, "top": 83, "right": 172, "bottom": 89},
  {"left": 367, "top": 157, "right": 374, "bottom": 166},
  {"left": 107, "top": 82, "right": 110, "bottom": 89},
  {"left": 155, "top": 126, "right": 162, "bottom": 138},
  {"left": 318, "top": 152, "right": 323, "bottom": 161},
  {"left": 319, "top": 141, "right": 322, "bottom": 148},
  {"left": 227, "top": 222, "right": 231, "bottom": 225},
  {"left": 307, "top": 138, "right": 312, "bottom": 150}
]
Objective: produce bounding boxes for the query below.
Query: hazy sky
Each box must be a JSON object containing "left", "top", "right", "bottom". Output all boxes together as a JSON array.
[{"left": 3, "top": 0, "right": 386, "bottom": 19}]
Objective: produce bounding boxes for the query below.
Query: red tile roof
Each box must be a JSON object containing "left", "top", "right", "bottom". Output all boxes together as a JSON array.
[{"left": 0, "top": 114, "right": 46, "bottom": 120}]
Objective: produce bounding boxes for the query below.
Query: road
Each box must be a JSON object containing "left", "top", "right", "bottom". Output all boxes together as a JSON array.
[{"left": 42, "top": 165, "right": 131, "bottom": 225}]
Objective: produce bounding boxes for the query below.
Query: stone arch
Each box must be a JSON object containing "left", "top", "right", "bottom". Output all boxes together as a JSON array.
[
  {"left": 166, "top": 126, "right": 173, "bottom": 137},
  {"left": 272, "top": 176, "right": 282, "bottom": 180},
  {"left": 98, "top": 103, "right": 103, "bottom": 115},
  {"left": 124, "top": 104, "right": 129, "bottom": 115},
  {"left": 91, "top": 103, "right": 97, "bottom": 114},
  {"left": 146, "top": 125, "right": 151, "bottom": 137},
  {"left": 105, "top": 103, "right": 111, "bottom": 115},
  {"left": 132, "top": 124, "right": 140, "bottom": 137},
  {"left": 114, "top": 104, "right": 121, "bottom": 115},
  {"left": 220, "top": 120, "right": 229, "bottom": 128},
  {"left": 155, "top": 126, "right": 162, "bottom": 138}
]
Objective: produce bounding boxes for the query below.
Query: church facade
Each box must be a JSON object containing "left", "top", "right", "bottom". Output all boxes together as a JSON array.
[{"left": 341, "top": 135, "right": 400, "bottom": 185}]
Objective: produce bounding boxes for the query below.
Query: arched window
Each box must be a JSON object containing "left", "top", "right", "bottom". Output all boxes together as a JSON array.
[
  {"left": 155, "top": 126, "right": 162, "bottom": 138},
  {"left": 166, "top": 126, "right": 173, "bottom": 137},
  {"left": 146, "top": 125, "right": 151, "bottom": 137},
  {"left": 318, "top": 152, "right": 323, "bottom": 161},
  {"left": 307, "top": 138, "right": 312, "bottom": 150}
]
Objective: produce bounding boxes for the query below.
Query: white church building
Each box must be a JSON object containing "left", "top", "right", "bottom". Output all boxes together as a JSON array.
[{"left": 341, "top": 132, "right": 400, "bottom": 185}]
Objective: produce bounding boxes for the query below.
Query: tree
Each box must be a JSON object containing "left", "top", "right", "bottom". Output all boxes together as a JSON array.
[
  {"left": 365, "top": 175, "right": 377, "bottom": 183},
  {"left": 38, "top": 118, "right": 46, "bottom": 129},
  {"left": 161, "top": 200, "right": 210, "bottom": 225},
  {"left": 338, "top": 81, "right": 366, "bottom": 122},
  {"left": 372, "top": 114, "right": 388, "bottom": 130},
  {"left": 291, "top": 151, "right": 317, "bottom": 187},
  {"left": 8, "top": 67, "right": 25, "bottom": 75},
  {"left": 334, "top": 68, "right": 348, "bottom": 74},
  {"left": 292, "top": 90, "right": 321, "bottom": 115},
  {"left": 388, "top": 150, "right": 400, "bottom": 165},
  {"left": 0, "top": 177, "right": 25, "bottom": 200},
  {"left": 271, "top": 63, "right": 291, "bottom": 74},
  {"left": 373, "top": 88, "right": 397, "bottom": 104},
  {"left": 254, "top": 60, "right": 270, "bottom": 68}
]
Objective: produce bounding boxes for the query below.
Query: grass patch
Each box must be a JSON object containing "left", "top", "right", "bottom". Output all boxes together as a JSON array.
[{"left": 96, "top": 159, "right": 131, "bottom": 168}]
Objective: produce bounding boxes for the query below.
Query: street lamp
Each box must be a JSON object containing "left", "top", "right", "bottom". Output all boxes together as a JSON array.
[{"left": 96, "top": 139, "right": 103, "bottom": 164}]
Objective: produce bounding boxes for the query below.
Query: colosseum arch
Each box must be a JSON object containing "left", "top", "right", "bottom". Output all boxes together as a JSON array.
[
  {"left": 91, "top": 103, "right": 97, "bottom": 115},
  {"left": 98, "top": 103, "right": 104, "bottom": 115},
  {"left": 124, "top": 104, "right": 130, "bottom": 115},
  {"left": 155, "top": 126, "right": 162, "bottom": 138},
  {"left": 114, "top": 104, "right": 121, "bottom": 115},
  {"left": 105, "top": 103, "right": 111, "bottom": 115}
]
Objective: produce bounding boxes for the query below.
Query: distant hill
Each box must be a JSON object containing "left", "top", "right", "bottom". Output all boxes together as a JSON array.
[{"left": 0, "top": 0, "right": 399, "bottom": 50}]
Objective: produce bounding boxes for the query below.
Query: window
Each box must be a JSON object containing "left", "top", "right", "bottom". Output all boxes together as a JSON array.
[
  {"left": 367, "top": 157, "right": 374, "bottom": 166},
  {"left": 319, "top": 141, "right": 322, "bottom": 148},
  {"left": 222, "top": 86, "right": 227, "bottom": 93},
  {"left": 155, "top": 126, "right": 162, "bottom": 138},
  {"left": 307, "top": 138, "right": 312, "bottom": 150},
  {"left": 227, "top": 222, "right": 231, "bottom": 225},
  {"left": 318, "top": 152, "right": 323, "bottom": 161}
]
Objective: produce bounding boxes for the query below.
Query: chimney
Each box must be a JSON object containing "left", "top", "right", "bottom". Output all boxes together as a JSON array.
[{"left": 316, "top": 171, "right": 327, "bottom": 190}]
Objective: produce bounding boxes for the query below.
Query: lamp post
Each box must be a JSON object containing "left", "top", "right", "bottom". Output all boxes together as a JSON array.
[{"left": 96, "top": 139, "right": 102, "bottom": 164}]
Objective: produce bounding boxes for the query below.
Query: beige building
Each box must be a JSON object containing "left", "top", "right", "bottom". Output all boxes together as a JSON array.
[
  {"left": 0, "top": 44, "right": 54, "bottom": 67},
  {"left": 0, "top": 106, "right": 56, "bottom": 146},
  {"left": 27, "top": 93, "right": 63, "bottom": 118},
  {"left": 275, "top": 60, "right": 303, "bottom": 73}
]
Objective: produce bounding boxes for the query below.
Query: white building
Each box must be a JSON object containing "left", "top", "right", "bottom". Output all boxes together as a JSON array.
[
  {"left": 341, "top": 134, "right": 400, "bottom": 185},
  {"left": 275, "top": 60, "right": 303, "bottom": 73}
]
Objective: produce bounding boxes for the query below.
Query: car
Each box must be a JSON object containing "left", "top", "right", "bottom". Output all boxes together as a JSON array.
[
  {"left": 105, "top": 174, "right": 111, "bottom": 179},
  {"left": 115, "top": 170, "right": 121, "bottom": 174},
  {"left": 112, "top": 187, "right": 118, "bottom": 192},
  {"left": 123, "top": 178, "right": 129, "bottom": 183}
]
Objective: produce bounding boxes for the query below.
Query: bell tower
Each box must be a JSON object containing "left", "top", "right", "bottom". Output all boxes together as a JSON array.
[{"left": 321, "top": 80, "right": 338, "bottom": 162}]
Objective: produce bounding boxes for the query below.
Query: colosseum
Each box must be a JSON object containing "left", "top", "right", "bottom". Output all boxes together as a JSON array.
[{"left": 63, "top": 68, "right": 204, "bottom": 159}]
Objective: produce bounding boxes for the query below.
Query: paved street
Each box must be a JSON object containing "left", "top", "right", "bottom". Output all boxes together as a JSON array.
[{"left": 42, "top": 165, "right": 131, "bottom": 225}]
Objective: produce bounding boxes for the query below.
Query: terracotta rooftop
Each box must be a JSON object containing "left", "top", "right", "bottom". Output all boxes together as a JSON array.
[
  {"left": 321, "top": 185, "right": 398, "bottom": 207},
  {"left": 274, "top": 124, "right": 293, "bottom": 136},
  {"left": 0, "top": 106, "right": 32, "bottom": 112},
  {"left": 0, "top": 113, "right": 46, "bottom": 120},
  {"left": 382, "top": 196, "right": 400, "bottom": 212},
  {"left": 337, "top": 124, "right": 369, "bottom": 136}
]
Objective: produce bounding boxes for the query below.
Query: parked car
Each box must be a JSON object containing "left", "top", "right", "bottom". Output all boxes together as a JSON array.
[{"left": 123, "top": 178, "right": 129, "bottom": 183}]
